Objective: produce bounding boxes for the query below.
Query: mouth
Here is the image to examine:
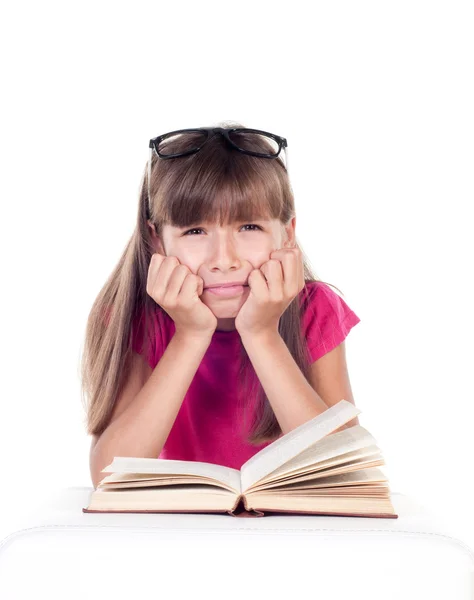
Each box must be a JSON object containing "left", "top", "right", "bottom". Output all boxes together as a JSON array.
[
  {"left": 204, "top": 284, "right": 249, "bottom": 297},
  {"left": 204, "top": 282, "right": 248, "bottom": 290}
]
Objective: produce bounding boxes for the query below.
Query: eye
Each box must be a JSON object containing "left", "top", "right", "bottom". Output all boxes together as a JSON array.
[
  {"left": 241, "top": 224, "right": 263, "bottom": 232},
  {"left": 182, "top": 228, "right": 204, "bottom": 236},
  {"left": 182, "top": 224, "right": 263, "bottom": 236}
]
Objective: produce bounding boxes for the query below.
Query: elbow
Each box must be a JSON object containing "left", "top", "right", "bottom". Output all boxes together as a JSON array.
[
  {"left": 91, "top": 470, "right": 107, "bottom": 490},
  {"left": 89, "top": 445, "right": 107, "bottom": 490},
  {"left": 90, "top": 468, "right": 100, "bottom": 490}
]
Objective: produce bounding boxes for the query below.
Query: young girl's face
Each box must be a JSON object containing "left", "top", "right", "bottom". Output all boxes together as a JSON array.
[{"left": 148, "top": 217, "right": 296, "bottom": 331}]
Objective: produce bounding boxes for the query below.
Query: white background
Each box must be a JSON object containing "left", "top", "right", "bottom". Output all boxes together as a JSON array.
[{"left": 1, "top": 1, "right": 473, "bottom": 549}]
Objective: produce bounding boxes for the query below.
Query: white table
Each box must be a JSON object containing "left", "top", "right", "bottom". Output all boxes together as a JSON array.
[{"left": 0, "top": 487, "right": 473, "bottom": 599}]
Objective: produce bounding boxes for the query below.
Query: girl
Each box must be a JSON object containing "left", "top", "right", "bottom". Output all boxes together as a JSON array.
[{"left": 82, "top": 122, "right": 361, "bottom": 489}]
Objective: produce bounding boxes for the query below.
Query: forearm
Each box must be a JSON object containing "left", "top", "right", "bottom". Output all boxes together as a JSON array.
[
  {"left": 240, "top": 330, "right": 331, "bottom": 436},
  {"left": 90, "top": 330, "right": 212, "bottom": 488}
]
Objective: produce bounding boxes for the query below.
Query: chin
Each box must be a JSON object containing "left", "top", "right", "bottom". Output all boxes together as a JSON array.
[
  {"left": 205, "top": 303, "right": 242, "bottom": 318},
  {"left": 211, "top": 309, "right": 241, "bottom": 319}
]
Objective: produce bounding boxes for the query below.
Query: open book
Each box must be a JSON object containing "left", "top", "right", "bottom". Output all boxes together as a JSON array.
[{"left": 83, "top": 400, "right": 398, "bottom": 519}]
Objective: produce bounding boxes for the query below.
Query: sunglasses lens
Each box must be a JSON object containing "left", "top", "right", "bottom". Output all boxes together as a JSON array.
[
  {"left": 228, "top": 130, "right": 280, "bottom": 157},
  {"left": 157, "top": 130, "right": 208, "bottom": 157},
  {"left": 154, "top": 129, "right": 282, "bottom": 159}
]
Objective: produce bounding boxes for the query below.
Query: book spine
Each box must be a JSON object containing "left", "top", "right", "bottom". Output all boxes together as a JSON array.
[{"left": 227, "top": 495, "right": 265, "bottom": 518}]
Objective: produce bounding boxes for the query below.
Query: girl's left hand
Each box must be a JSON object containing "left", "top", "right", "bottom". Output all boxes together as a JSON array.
[{"left": 235, "top": 247, "right": 306, "bottom": 337}]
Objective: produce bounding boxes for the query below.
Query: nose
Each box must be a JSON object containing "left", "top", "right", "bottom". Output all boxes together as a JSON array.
[{"left": 207, "top": 232, "right": 241, "bottom": 271}]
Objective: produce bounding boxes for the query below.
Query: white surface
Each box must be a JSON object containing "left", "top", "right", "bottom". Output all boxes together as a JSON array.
[{"left": 0, "top": 488, "right": 473, "bottom": 600}]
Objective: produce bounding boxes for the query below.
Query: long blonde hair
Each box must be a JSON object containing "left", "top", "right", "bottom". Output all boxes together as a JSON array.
[{"left": 80, "top": 121, "right": 343, "bottom": 445}]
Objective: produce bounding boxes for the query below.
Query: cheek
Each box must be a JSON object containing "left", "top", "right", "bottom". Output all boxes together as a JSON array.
[
  {"left": 168, "top": 252, "right": 201, "bottom": 273},
  {"left": 242, "top": 246, "right": 272, "bottom": 264}
]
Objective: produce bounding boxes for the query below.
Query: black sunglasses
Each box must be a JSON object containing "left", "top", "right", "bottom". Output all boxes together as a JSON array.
[{"left": 149, "top": 127, "right": 288, "bottom": 161}]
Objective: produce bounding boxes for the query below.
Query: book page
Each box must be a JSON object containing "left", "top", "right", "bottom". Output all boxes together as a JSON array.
[
  {"left": 255, "top": 425, "right": 378, "bottom": 484},
  {"left": 100, "top": 473, "right": 238, "bottom": 494},
  {"left": 244, "top": 491, "right": 397, "bottom": 517},
  {"left": 87, "top": 485, "right": 238, "bottom": 513},
  {"left": 240, "top": 399, "right": 361, "bottom": 492},
  {"left": 249, "top": 444, "right": 381, "bottom": 491},
  {"left": 101, "top": 456, "right": 242, "bottom": 494},
  {"left": 254, "top": 466, "right": 389, "bottom": 490},
  {"left": 250, "top": 459, "right": 387, "bottom": 493}
]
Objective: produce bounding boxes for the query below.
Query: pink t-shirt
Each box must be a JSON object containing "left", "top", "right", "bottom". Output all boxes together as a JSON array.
[{"left": 131, "top": 281, "right": 361, "bottom": 470}]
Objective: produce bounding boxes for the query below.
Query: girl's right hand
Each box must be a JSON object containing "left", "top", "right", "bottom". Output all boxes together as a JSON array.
[{"left": 146, "top": 253, "right": 217, "bottom": 337}]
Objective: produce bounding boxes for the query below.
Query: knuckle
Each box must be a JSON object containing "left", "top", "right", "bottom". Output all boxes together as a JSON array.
[{"left": 151, "top": 253, "right": 163, "bottom": 264}]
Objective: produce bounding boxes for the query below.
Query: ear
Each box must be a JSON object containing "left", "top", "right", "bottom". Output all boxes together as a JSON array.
[
  {"left": 283, "top": 216, "right": 296, "bottom": 247},
  {"left": 147, "top": 220, "right": 166, "bottom": 255}
]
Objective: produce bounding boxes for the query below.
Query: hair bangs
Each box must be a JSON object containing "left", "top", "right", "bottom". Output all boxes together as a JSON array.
[{"left": 152, "top": 146, "right": 285, "bottom": 229}]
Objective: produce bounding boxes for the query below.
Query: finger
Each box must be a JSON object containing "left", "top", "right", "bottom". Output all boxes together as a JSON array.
[
  {"left": 167, "top": 264, "right": 191, "bottom": 299},
  {"left": 261, "top": 259, "right": 283, "bottom": 298},
  {"left": 159, "top": 256, "right": 181, "bottom": 292},
  {"left": 147, "top": 253, "right": 166, "bottom": 296},
  {"left": 288, "top": 247, "right": 304, "bottom": 291},
  {"left": 197, "top": 276, "right": 204, "bottom": 296},
  {"left": 297, "top": 249, "right": 305, "bottom": 290},
  {"left": 248, "top": 268, "right": 268, "bottom": 296},
  {"left": 180, "top": 272, "right": 202, "bottom": 299},
  {"left": 281, "top": 250, "right": 300, "bottom": 295}
]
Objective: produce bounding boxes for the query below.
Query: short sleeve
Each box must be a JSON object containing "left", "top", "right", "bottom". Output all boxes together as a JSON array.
[
  {"left": 131, "top": 309, "right": 157, "bottom": 369},
  {"left": 301, "top": 281, "right": 361, "bottom": 363},
  {"left": 101, "top": 303, "right": 161, "bottom": 369},
  {"left": 131, "top": 306, "right": 170, "bottom": 369}
]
